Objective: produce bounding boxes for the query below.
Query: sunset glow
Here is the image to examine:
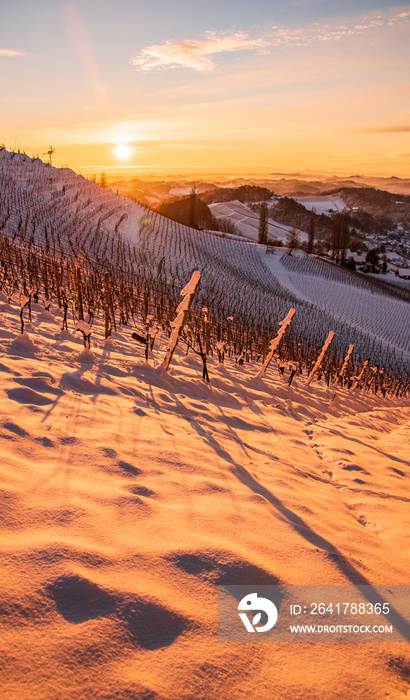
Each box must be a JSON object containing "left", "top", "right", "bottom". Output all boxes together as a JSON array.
[
  {"left": 1, "top": 1, "right": 409, "bottom": 176},
  {"left": 113, "top": 143, "right": 132, "bottom": 160}
]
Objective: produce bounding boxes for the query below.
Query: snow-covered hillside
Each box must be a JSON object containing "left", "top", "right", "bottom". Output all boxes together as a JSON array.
[
  {"left": 209, "top": 199, "right": 304, "bottom": 243},
  {"left": 0, "top": 290, "right": 409, "bottom": 700},
  {"left": 0, "top": 149, "right": 408, "bottom": 378},
  {"left": 263, "top": 251, "right": 410, "bottom": 362},
  {"left": 294, "top": 194, "right": 347, "bottom": 215}
]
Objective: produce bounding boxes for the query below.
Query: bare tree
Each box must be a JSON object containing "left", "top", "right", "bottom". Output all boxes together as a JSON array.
[
  {"left": 331, "top": 213, "right": 349, "bottom": 263},
  {"left": 286, "top": 227, "right": 301, "bottom": 255},
  {"left": 258, "top": 201, "right": 268, "bottom": 245},
  {"left": 43, "top": 146, "right": 55, "bottom": 166}
]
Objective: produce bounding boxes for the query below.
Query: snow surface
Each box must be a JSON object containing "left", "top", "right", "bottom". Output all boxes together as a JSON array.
[
  {"left": 2, "top": 151, "right": 406, "bottom": 375},
  {"left": 209, "top": 200, "right": 307, "bottom": 242},
  {"left": 261, "top": 250, "right": 410, "bottom": 362},
  {"left": 294, "top": 194, "right": 347, "bottom": 215},
  {"left": 0, "top": 149, "right": 146, "bottom": 250},
  {"left": 1, "top": 291, "right": 409, "bottom": 699}
]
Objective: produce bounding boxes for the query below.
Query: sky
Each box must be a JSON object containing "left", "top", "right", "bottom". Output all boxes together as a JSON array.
[{"left": 1, "top": 0, "right": 410, "bottom": 177}]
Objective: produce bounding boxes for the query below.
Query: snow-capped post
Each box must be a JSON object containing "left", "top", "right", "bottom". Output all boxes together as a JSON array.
[
  {"left": 216, "top": 340, "right": 225, "bottom": 364},
  {"left": 76, "top": 319, "right": 91, "bottom": 348},
  {"left": 334, "top": 344, "right": 354, "bottom": 387},
  {"left": 376, "top": 367, "right": 385, "bottom": 396},
  {"left": 257, "top": 308, "right": 295, "bottom": 379},
  {"left": 104, "top": 271, "right": 111, "bottom": 338},
  {"left": 287, "top": 361, "right": 298, "bottom": 386},
  {"left": 19, "top": 291, "right": 31, "bottom": 334},
  {"left": 365, "top": 366, "right": 378, "bottom": 392},
  {"left": 163, "top": 271, "right": 201, "bottom": 372},
  {"left": 202, "top": 307, "right": 210, "bottom": 355},
  {"left": 306, "top": 331, "right": 335, "bottom": 386},
  {"left": 351, "top": 359, "right": 369, "bottom": 391}
]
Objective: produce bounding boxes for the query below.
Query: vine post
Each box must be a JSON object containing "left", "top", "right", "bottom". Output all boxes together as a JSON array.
[
  {"left": 163, "top": 271, "right": 201, "bottom": 371},
  {"left": 306, "top": 331, "right": 335, "bottom": 386},
  {"left": 257, "top": 308, "right": 295, "bottom": 379}
]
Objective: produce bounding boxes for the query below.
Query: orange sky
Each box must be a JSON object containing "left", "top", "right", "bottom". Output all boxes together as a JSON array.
[{"left": 1, "top": 2, "right": 410, "bottom": 177}]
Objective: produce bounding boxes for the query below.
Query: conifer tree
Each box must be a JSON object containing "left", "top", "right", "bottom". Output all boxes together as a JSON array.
[
  {"left": 258, "top": 201, "right": 268, "bottom": 245},
  {"left": 307, "top": 207, "right": 316, "bottom": 254}
]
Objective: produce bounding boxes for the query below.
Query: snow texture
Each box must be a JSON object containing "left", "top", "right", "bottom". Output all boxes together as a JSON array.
[{"left": 0, "top": 289, "right": 409, "bottom": 700}]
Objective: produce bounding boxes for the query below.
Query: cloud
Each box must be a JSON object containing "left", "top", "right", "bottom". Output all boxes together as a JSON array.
[
  {"left": 132, "top": 30, "right": 269, "bottom": 71},
  {"left": 132, "top": 10, "right": 410, "bottom": 71},
  {"left": 269, "top": 10, "right": 410, "bottom": 47},
  {"left": 0, "top": 49, "right": 28, "bottom": 57}
]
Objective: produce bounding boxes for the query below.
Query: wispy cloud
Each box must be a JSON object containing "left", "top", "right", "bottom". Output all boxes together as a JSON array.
[
  {"left": 270, "top": 10, "right": 410, "bottom": 47},
  {"left": 132, "top": 10, "right": 410, "bottom": 71},
  {"left": 132, "top": 30, "right": 269, "bottom": 71},
  {"left": 0, "top": 49, "right": 28, "bottom": 57}
]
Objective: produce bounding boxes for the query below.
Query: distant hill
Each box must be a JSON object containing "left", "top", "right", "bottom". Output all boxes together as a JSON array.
[
  {"left": 156, "top": 194, "right": 219, "bottom": 230},
  {"left": 200, "top": 184, "right": 274, "bottom": 204},
  {"left": 322, "top": 187, "right": 410, "bottom": 229}
]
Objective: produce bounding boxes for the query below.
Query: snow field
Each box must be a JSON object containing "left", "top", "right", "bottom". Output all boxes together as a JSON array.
[
  {"left": 262, "top": 250, "right": 410, "bottom": 372},
  {"left": 294, "top": 194, "right": 347, "bottom": 215},
  {"left": 1, "top": 148, "right": 409, "bottom": 381},
  {"left": 209, "top": 199, "right": 305, "bottom": 243},
  {"left": 0, "top": 288, "right": 409, "bottom": 699}
]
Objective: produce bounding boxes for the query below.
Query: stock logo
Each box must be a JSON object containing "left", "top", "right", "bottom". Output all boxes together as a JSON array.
[{"left": 238, "top": 593, "right": 278, "bottom": 633}]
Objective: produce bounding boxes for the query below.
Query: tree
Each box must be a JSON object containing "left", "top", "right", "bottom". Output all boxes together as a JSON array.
[
  {"left": 43, "top": 146, "right": 55, "bottom": 166},
  {"left": 366, "top": 248, "right": 380, "bottom": 272},
  {"left": 189, "top": 186, "right": 197, "bottom": 228},
  {"left": 331, "top": 212, "right": 349, "bottom": 263},
  {"left": 258, "top": 201, "right": 268, "bottom": 244},
  {"left": 307, "top": 207, "right": 316, "bottom": 254},
  {"left": 217, "top": 217, "right": 240, "bottom": 235},
  {"left": 286, "top": 227, "right": 301, "bottom": 255}
]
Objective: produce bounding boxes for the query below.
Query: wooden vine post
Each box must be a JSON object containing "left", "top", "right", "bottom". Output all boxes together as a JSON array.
[
  {"left": 76, "top": 266, "right": 84, "bottom": 321},
  {"left": 163, "top": 271, "right": 201, "bottom": 371},
  {"left": 202, "top": 307, "right": 210, "bottom": 355},
  {"left": 306, "top": 331, "right": 335, "bottom": 386},
  {"left": 76, "top": 320, "right": 91, "bottom": 348},
  {"left": 334, "top": 344, "right": 354, "bottom": 386},
  {"left": 257, "top": 308, "right": 295, "bottom": 379},
  {"left": 104, "top": 271, "right": 111, "bottom": 338},
  {"left": 54, "top": 263, "right": 62, "bottom": 308},
  {"left": 19, "top": 292, "right": 31, "bottom": 334},
  {"left": 351, "top": 359, "right": 369, "bottom": 391}
]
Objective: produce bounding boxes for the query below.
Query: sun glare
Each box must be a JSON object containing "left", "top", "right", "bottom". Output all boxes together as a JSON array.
[{"left": 114, "top": 144, "right": 131, "bottom": 160}]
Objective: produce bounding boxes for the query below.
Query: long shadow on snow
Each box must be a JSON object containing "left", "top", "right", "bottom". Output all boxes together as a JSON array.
[
  {"left": 174, "top": 401, "right": 410, "bottom": 642},
  {"left": 322, "top": 427, "right": 410, "bottom": 467}
]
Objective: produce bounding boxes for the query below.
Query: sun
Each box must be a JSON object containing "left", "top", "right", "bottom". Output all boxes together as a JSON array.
[{"left": 113, "top": 143, "right": 131, "bottom": 160}]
